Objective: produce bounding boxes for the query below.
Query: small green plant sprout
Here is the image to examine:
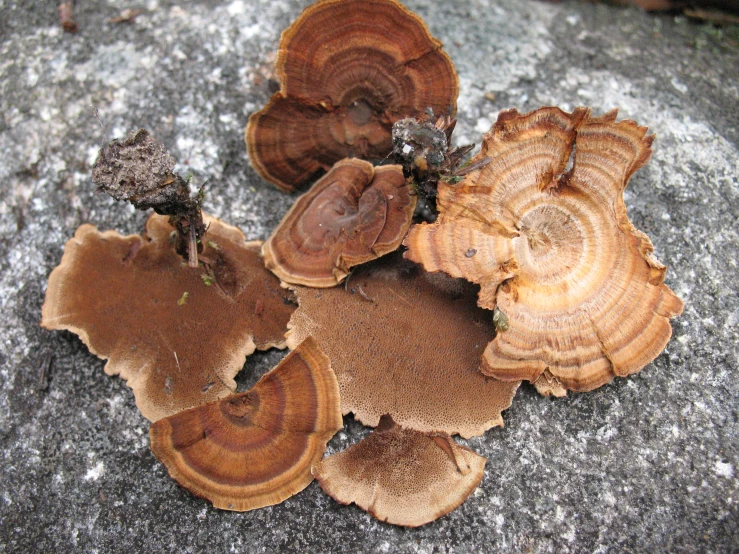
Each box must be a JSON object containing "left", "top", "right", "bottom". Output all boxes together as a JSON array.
[
  {"left": 177, "top": 292, "right": 189, "bottom": 306},
  {"left": 493, "top": 307, "right": 509, "bottom": 333}
]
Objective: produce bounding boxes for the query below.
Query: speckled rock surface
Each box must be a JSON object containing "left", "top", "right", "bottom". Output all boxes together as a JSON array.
[{"left": 1, "top": 1, "right": 737, "bottom": 552}]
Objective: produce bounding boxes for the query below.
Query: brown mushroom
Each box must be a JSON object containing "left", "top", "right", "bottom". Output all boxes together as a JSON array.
[
  {"left": 262, "top": 158, "right": 415, "bottom": 287},
  {"left": 245, "top": 0, "right": 459, "bottom": 192},
  {"left": 150, "top": 337, "right": 342, "bottom": 511},
  {"left": 312, "top": 414, "right": 486, "bottom": 527},
  {"left": 286, "top": 252, "right": 520, "bottom": 438},
  {"left": 41, "top": 214, "right": 296, "bottom": 421},
  {"left": 404, "top": 107, "right": 684, "bottom": 394}
]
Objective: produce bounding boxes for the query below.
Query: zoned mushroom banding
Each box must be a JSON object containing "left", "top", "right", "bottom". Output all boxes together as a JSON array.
[
  {"left": 286, "top": 253, "right": 520, "bottom": 438},
  {"left": 150, "top": 337, "right": 342, "bottom": 511},
  {"left": 41, "top": 214, "right": 296, "bottom": 421},
  {"left": 404, "top": 107, "right": 684, "bottom": 394},
  {"left": 262, "top": 159, "right": 415, "bottom": 287},
  {"left": 245, "top": 0, "right": 459, "bottom": 192},
  {"left": 312, "top": 415, "right": 486, "bottom": 527}
]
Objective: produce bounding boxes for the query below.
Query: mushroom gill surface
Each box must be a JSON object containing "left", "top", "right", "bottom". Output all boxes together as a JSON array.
[
  {"left": 262, "top": 158, "right": 415, "bottom": 287},
  {"left": 312, "top": 415, "right": 486, "bottom": 527},
  {"left": 245, "top": 0, "right": 459, "bottom": 192},
  {"left": 286, "top": 252, "right": 520, "bottom": 438},
  {"left": 150, "top": 337, "right": 342, "bottom": 511},
  {"left": 404, "top": 107, "right": 684, "bottom": 393},
  {"left": 41, "top": 214, "right": 296, "bottom": 421}
]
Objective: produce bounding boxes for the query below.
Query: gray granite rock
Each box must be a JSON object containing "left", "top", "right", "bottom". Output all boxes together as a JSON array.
[{"left": 0, "top": 0, "right": 737, "bottom": 552}]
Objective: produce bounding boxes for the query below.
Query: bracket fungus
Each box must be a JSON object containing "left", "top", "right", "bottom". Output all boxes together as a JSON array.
[
  {"left": 286, "top": 253, "right": 519, "bottom": 438},
  {"left": 312, "top": 415, "right": 486, "bottom": 527},
  {"left": 262, "top": 158, "right": 415, "bottom": 287},
  {"left": 405, "top": 107, "right": 684, "bottom": 394},
  {"left": 150, "top": 337, "right": 342, "bottom": 511},
  {"left": 245, "top": 0, "right": 459, "bottom": 192},
  {"left": 41, "top": 214, "right": 296, "bottom": 421}
]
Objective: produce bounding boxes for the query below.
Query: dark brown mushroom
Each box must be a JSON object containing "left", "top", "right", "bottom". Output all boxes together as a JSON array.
[
  {"left": 404, "top": 107, "right": 684, "bottom": 394},
  {"left": 41, "top": 214, "right": 296, "bottom": 421},
  {"left": 245, "top": 0, "right": 459, "bottom": 192},
  {"left": 312, "top": 415, "right": 486, "bottom": 527},
  {"left": 150, "top": 337, "right": 342, "bottom": 511},
  {"left": 286, "top": 252, "right": 520, "bottom": 438},
  {"left": 262, "top": 158, "right": 415, "bottom": 287}
]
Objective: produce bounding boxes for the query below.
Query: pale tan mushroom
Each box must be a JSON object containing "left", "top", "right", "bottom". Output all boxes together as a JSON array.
[
  {"left": 312, "top": 415, "right": 486, "bottom": 527},
  {"left": 150, "top": 337, "right": 342, "bottom": 511},
  {"left": 41, "top": 214, "right": 296, "bottom": 421},
  {"left": 262, "top": 158, "right": 415, "bottom": 287},
  {"left": 405, "top": 107, "right": 684, "bottom": 393},
  {"left": 287, "top": 253, "right": 519, "bottom": 438}
]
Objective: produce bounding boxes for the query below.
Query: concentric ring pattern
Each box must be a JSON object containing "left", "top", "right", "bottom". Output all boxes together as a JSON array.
[
  {"left": 246, "top": 0, "right": 458, "bottom": 192},
  {"left": 262, "top": 158, "right": 415, "bottom": 287},
  {"left": 404, "top": 107, "right": 684, "bottom": 393},
  {"left": 149, "top": 338, "right": 342, "bottom": 511}
]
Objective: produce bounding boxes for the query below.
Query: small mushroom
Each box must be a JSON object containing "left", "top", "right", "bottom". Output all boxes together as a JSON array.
[
  {"left": 246, "top": 0, "right": 459, "bottom": 192},
  {"left": 286, "top": 252, "right": 520, "bottom": 438},
  {"left": 262, "top": 158, "right": 415, "bottom": 287},
  {"left": 312, "top": 414, "right": 486, "bottom": 527},
  {"left": 404, "top": 107, "right": 684, "bottom": 393},
  {"left": 41, "top": 214, "right": 296, "bottom": 421},
  {"left": 150, "top": 337, "right": 342, "bottom": 511}
]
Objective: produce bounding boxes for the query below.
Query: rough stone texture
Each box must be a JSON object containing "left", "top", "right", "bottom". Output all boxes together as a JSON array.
[{"left": 0, "top": 0, "right": 737, "bottom": 552}]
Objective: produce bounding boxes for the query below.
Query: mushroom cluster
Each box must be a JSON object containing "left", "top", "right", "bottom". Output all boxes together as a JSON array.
[{"left": 41, "top": 0, "right": 683, "bottom": 531}]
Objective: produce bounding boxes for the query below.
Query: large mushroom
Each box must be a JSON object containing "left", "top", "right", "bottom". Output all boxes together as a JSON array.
[
  {"left": 312, "top": 414, "right": 486, "bottom": 527},
  {"left": 286, "top": 252, "right": 520, "bottom": 438},
  {"left": 404, "top": 107, "right": 684, "bottom": 395},
  {"left": 150, "top": 337, "right": 342, "bottom": 511},
  {"left": 41, "top": 214, "right": 296, "bottom": 421},
  {"left": 245, "top": 0, "right": 459, "bottom": 192},
  {"left": 262, "top": 158, "right": 415, "bottom": 287}
]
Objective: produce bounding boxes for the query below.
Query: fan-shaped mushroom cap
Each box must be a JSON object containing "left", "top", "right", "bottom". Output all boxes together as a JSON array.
[
  {"left": 405, "top": 107, "right": 684, "bottom": 393},
  {"left": 312, "top": 415, "right": 486, "bottom": 527},
  {"left": 262, "top": 159, "right": 415, "bottom": 287},
  {"left": 41, "top": 214, "right": 296, "bottom": 421},
  {"left": 150, "top": 337, "right": 342, "bottom": 511},
  {"left": 286, "top": 253, "right": 519, "bottom": 438},
  {"left": 246, "top": 0, "right": 459, "bottom": 192}
]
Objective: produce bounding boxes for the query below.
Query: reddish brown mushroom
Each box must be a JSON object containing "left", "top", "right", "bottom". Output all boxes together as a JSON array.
[
  {"left": 404, "top": 107, "right": 684, "bottom": 394},
  {"left": 286, "top": 252, "right": 520, "bottom": 438},
  {"left": 312, "top": 415, "right": 486, "bottom": 527},
  {"left": 245, "top": 0, "right": 459, "bottom": 192},
  {"left": 262, "top": 158, "right": 415, "bottom": 287},
  {"left": 41, "top": 214, "right": 296, "bottom": 421},
  {"left": 150, "top": 337, "right": 342, "bottom": 511}
]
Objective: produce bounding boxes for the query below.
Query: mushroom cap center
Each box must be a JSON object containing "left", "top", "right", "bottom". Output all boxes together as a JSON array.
[
  {"left": 347, "top": 99, "right": 374, "bottom": 126},
  {"left": 513, "top": 202, "right": 586, "bottom": 288}
]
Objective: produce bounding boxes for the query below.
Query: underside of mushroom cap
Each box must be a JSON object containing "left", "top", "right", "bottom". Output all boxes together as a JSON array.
[
  {"left": 245, "top": 0, "right": 459, "bottom": 192},
  {"left": 262, "top": 158, "right": 415, "bottom": 287},
  {"left": 41, "top": 214, "right": 296, "bottom": 421},
  {"left": 312, "top": 415, "right": 486, "bottom": 527},
  {"left": 150, "top": 337, "right": 342, "bottom": 511},
  {"left": 286, "top": 252, "right": 520, "bottom": 438},
  {"left": 404, "top": 107, "right": 684, "bottom": 393}
]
